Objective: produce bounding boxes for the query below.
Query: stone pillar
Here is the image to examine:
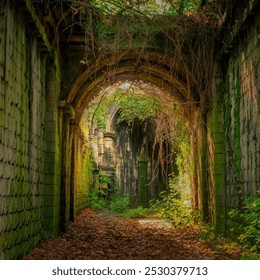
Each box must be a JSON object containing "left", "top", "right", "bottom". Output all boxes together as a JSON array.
[
  {"left": 191, "top": 110, "right": 209, "bottom": 221},
  {"left": 43, "top": 60, "right": 62, "bottom": 236},
  {"left": 97, "top": 129, "right": 104, "bottom": 167},
  {"left": 69, "top": 124, "right": 78, "bottom": 222},
  {"left": 60, "top": 103, "right": 75, "bottom": 230}
]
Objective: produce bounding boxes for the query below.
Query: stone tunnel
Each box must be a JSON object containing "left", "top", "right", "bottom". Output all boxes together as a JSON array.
[{"left": 0, "top": 0, "right": 260, "bottom": 259}]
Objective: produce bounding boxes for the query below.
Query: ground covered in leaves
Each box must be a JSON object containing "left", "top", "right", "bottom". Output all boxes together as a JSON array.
[{"left": 23, "top": 208, "right": 240, "bottom": 260}]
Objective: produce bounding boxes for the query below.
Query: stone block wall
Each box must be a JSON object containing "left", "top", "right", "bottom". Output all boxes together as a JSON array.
[
  {"left": 209, "top": 75, "right": 226, "bottom": 230},
  {"left": 42, "top": 60, "right": 62, "bottom": 236},
  {"left": 224, "top": 12, "right": 260, "bottom": 210},
  {"left": 75, "top": 138, "right": 91, "bottom": 214},
  {"left": 0, "top": 3, "right": 47, "bottom": 259},
  {"left": 71, "top": 127, "right": 90, "bottom": 219}
]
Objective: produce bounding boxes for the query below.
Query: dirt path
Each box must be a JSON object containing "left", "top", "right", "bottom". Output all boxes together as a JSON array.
[{"left": 23, "top": 208, "right": 240, "bottom": 260}]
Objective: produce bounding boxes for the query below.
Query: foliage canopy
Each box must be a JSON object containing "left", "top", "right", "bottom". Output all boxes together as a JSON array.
[{"left": 89, "top": 0, "right": 203, "bottom": 16}]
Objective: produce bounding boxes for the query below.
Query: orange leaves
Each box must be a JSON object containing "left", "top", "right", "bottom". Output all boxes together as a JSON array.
[{"left": 23, "top": 208, "right": 239, "bottom": 260}]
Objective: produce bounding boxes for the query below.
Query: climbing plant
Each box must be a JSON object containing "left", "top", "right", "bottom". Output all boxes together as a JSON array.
[
  {"left": 66, "top": 0, "right": 241, "bottom": 225},
  {"left": 63, "top": 0, "right": 222, "bottom": 109},
  {"left": 150, "top": 177, "right": 195, "bottom": 228},
  {"left": 84, "top": 81, "right": 190, "bottom": 191},
  {"left": 60, "top": 0, "right": 241, "bottom": 113},
  {"left": 150, "top": 132, "right": 194, "bottom": 228}
]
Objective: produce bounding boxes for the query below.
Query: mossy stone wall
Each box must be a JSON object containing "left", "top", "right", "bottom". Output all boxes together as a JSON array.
[
  {"left": 0, "top": 3, "right": 47, "bottom": 259},
  {"left": 43, "top": 58, "right": 62, "bottom": 236},
  {"left": 207, "top": 1, "right": 260, "bottom": 232},
  {"left": 224, "top": 12, "right": 260, "bottom": 210},
  {"left": 71, "top": 127, "right": 91, "bottom": 219},
  {"left": 209, "top": 72, "right": 226, "bottom": 231}
]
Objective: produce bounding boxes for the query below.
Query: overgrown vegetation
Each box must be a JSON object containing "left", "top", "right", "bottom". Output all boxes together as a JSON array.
[
  {"left": 64, "top": 0, "right": 225, "bottom": 112},
  {"left": 120, "top": 206, "right": 151, "bottom": 218},
  {"left": 228, "top": 196, "right": 260, "bottom": 259},
  {"left": 196, "top": 196, "right": 260, "bottom": 260},
  {"left": 74, "top": 0, "right": 258, "bottom": 246},
  {"left": 98, "top": 171, "right": 111, "bottom": 184},
  {"left": 150, "top": 176, "right": 195, "bottom": 228},
  {"left": 84, "top": 82, "right": 189, "bottom": 188},
  {"left": 149, "top": 135, "right": 195, "bottom": 228},
  {"left": 89, "top": 0, "right": 203, "bottom": 17},
  {"left": 86, "top": 188, "right": 152, "bottom": 218},
  {"left": 109, "top": 189, "right": 130, "bottom": 213},
  {"left": 86, "top": 192, "right": 106, "bottom": 210},
  {"left": 84, "top": 112, "right": 195, "bottom": 228},
  {"left": 72, "top": 0, "right": 230, "bottom": 228},
  {"left": 86, "top": 84, "right": 160, "bottom": 130},
  {"left": 115, "top": 93, "right": 159, "bottom": 126}
]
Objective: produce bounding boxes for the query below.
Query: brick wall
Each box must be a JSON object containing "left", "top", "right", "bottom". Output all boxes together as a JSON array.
[{"left": 0, "top": 3, "right": 47, "bottom": 259}]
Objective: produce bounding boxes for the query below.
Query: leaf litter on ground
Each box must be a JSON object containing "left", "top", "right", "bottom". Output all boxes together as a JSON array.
[{"left": 23, "top": 208, "right": 241, "bottom": 260}]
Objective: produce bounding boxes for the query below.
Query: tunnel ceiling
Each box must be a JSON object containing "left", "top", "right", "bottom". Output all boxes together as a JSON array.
[
  {"left": 67, "top": 50, "right": 199, "bottom": 120},
  {"left": 58, "top": 0, "right": 225, "bottom": 122}
]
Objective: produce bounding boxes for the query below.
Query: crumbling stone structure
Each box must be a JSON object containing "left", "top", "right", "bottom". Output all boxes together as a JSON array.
[{"left": 0, "top": 0, "right": 259, "bottom": 259}]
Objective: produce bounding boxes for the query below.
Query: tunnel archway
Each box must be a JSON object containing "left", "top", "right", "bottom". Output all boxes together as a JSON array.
[
  {"left": 81, "top": 82, "right": 181, "bottom": 208},
  {"left": 61, "top": 48, "right": 209, "bottom": 228},
  {"left": 66, "top": 50, "right": 199, "bottom": 122},
  {"left": 2, "top": 0, "right": 259, "bottom": 260}
]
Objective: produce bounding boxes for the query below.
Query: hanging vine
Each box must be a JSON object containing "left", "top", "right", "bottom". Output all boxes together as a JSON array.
[
  {"left": 58, "top": 0, "right": 221, "bottom": 99},
  {"left": 56, "top": 0, "right": 241, "bottom": 212}
]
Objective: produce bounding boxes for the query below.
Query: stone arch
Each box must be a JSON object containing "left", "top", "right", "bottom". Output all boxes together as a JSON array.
[
  {"left": 66, "top": 49, "right": 199, "bottom": 123},
  {"left": 61, "top": 47, "right": 207, "bottom": 225}
]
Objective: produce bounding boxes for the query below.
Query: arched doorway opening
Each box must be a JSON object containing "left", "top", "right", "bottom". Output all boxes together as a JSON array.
[
  {"left": 80, "top": 81, "right": 188, "bottom": 208},
  {"left": 62, "top": 49, "right": 208, "bottom": 228}
]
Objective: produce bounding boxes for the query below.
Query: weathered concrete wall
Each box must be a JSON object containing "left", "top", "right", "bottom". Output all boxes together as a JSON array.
[
  {"left": 0, "top": 2, "right": 47, "bottom": 258},
  {"left": 224, "top": 12, "right": 260, "bottom": 206}
]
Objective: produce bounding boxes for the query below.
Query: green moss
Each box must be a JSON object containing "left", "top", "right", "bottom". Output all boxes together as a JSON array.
[
  {"left": 224, "top": 82, "right": 241, "bottom": 180},
  {"left": 214, "top": 163, "right": 225, "bottom": 175},
  {"left": 212, "top": 133, "right": 224, "bottom": 143},
  {"left": 215, "top": 206, "right": 226, "bottom": 231},
  {"left": 25, "top": 0, "right": 52, "bottom": 53},
  {"left": 209, "top": 78, "right": 226, "bottom": 229},
  {"left": 215, "top": 174, "right": 225, "bottom": 187}
]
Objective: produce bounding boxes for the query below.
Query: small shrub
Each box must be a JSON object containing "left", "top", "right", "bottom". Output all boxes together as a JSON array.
[
  {"left": 86, "top": 192, "right": 105, "bottom": 210},
  {"left": 150, "top": 177, "right": 195, "bottom": 228},
  {"left": 228, "top": 196, "right": 260, "bottom": 259},
  {"left": 109, "top": 192, "right": 130, "bottom": 213},
  {"left": 198, "top": 223, "right": 215, "bottom": 241},
  {"left": 98, "top": 171, "right": 110, "bottom": 184},
  {"left": 121, "top": 206, "right": 150, "bottom": 218}
]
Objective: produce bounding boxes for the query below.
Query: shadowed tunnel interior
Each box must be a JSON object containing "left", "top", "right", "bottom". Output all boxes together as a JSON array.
[{"left": 0, "top": 0, "right": 260, "bottom": 259}]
